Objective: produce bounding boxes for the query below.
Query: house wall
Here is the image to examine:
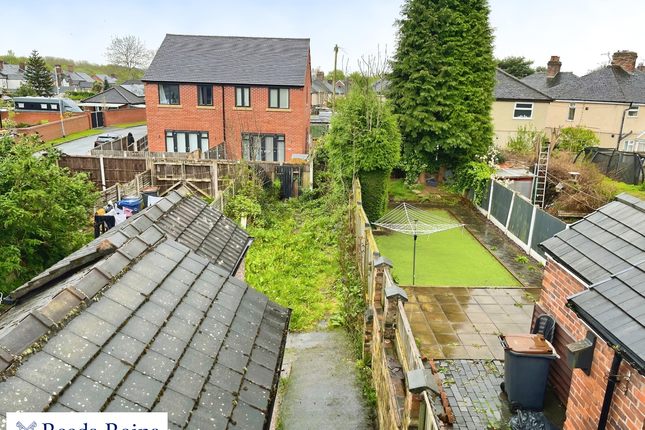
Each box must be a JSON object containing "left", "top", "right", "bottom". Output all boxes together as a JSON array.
[
  {"left": 103, "top": 108, "right": 146, "bottom": 127},
  {"left": 538, "top": 258, "right": 645, "bottom": 430},
  {"left": 145, "top": 53, "right": 311, "bottom": 160},
  {"left": 492, "top": 100, "right": 549, "bottom": 147},
  {"left": 545, "top": 101, "right": 645, "bottom": 149}
]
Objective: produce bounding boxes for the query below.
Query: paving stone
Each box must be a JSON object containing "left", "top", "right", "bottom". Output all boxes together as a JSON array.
[
  {"left": 149, "top": 288, "right": 183, "bottom": 310},
  {"left": 104, "top": 396, "right": 148, "bottom": 412},
  {"left": 150, "top": 332, "right": 186, "bottom": 361},
  {"left": 14, "top": 352, "right": 77, "bottom": 395},
  {"left": 153, "top": 388, "right": 195, "bottom": 427},
  {"left": 209, "top": 363, "right": 243, "bottom": 393},
  {"left": 103, "top": 283, "right": 146, "bottom": 310},
  {"left": 135, "top": 301, "right": 172, "bottom": 327},
  {"left": 86, "top": 297, "right": 133, "bottom": 327},
  {"left": 162, "top": 315, "right": 198, "bottom": 342},
  {"left": 190, "top": 332, "right": 223, "bottom": 358},
  {"left": 104, "top": 333, "right": 147, "bottom": 364},
  {"left": 66, "top": 312, "right": 119, "bottom": 346},
  {"left": 43, "top": 330, "right": 100, "bottom": 369},
  {"left": 117, "top": 370, "right": 164, "bottom": 409},
  {"left": 0, "top": 377, "right": 53, "bottom": 412},
  {"left": 120, "top": 316, "right": 159, "bottom": 344},
  {"left": 82, "top": 352, "right": 131, "bottom": 389},
  {"left": 58, "top": 375, "right": 112, "bottom": 412},
  {"left": 167, "top": 367, "right": 205, "bottom": 400},
  {"left": 179, "top": 347, "right": 215, "bottom": 377},
  {"left": 135, "top": 350, "right": 176, "bottom": 382},
  {"left": 116, "top": 270, "right": 159, "bottom": 295}
]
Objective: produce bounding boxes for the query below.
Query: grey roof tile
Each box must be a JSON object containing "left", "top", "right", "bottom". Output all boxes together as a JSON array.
[
  {"left": 199, "top": 383, "right": 235, "bottom": 418},
  {"left": 210, "top": 363, "right": 243, "bottom": 393},
  {"left": 494, "top": 69, "right": 551, "bottom": 101},
  {"left": 86, "top": 297, "right": 133, "bottom": 327},
  {"left": 217, "top": 347, "right": 249, "bottom": 373},
  {"left": 117, "top": 370, "right": 164, "bottom": 409},
  {"left": 135, "top": 301, "right": 172, "bottom": 327},
  {"left": 115, "top": 270, "right": 158, "bottom": 295},
  {"left": 178, "top": 347, "right": 214, "bottom": 377},
  {"left": 99, "top": 252, "right": 131, "bottom": 278},
  {"left": 0, "top": 377, "right": 53, "bottom": 413},
  {"left": 150, "top": 332, "right": 186, "bottom": 361},
  {"left": 231, "top": 400, "right": 266, "bottom": 430},
  {"left": 144, "top": 35, "right": 309, "bottom": 87},
  {"left": 47, "top": 403, "right": 75, "bottom": 412},
  {"left": 104, "top": 396, "right": 148, "bottom": 412},
  {"left": 166, "top": 367, "right": 205, "bottom": 399},
  {"left": 103, "top": 333, "right": 147, "bottom": 364},
  {"left": 149, "top": 288, "right": 183, "bottom": 310},
  {"left": 187, "top": 407, "right": 230, "bottom": 429},
  {"left": 179, "top": 256, "right": 207, "bottom": 275},
  {"left": 65, "top": 312, "right": 119, "bottom": 346},
  {"left": 161, "top": 315, "right": 198, "bottom": 342},
  {"left": 189, "top": 332, "right": 223, "bottom": 358},
  {"left": 250, "top": 345, "right": 279, "bottom": 371},
  {"left": 155, "top": 242, "right": 189, "bottom": 262},
  {"left": 174, "top": 302, "right": 205, "bottom": 326},
  {"left": 103, "top": 283, "right": 146, "bottom": 310},
  {"left": 182, "top": 290, "right": 212, "bottom": 312},
  {"left": 58, "top": 375, "right": 112, "bottom": 411},
  {"left": 14, "top": 352, "right": 77, "bottom": 395},
  {"left": 193, "top": 277, "right": 225, "bottom": 299},
  {"left": 153, "top": 388, "right": 195, "bottom": 427},
  {"left": 244, "top": 361, "right": 275, "bottom": 390},
  {"left": 168, "top": 266, "right": 199, "bottom": 286},
  {"left": 43, "top": 330, "right": 100, "bottom": 369},
  {"left": 223, "top": 331, "right": 255, "bottom": 356},
  {"left": 120, "top": 316, "right": 159, "bottom": 344},
  {"left": 135, "top": 350, "right": 176, "bottom": 382},
  {"left": 82, "top": 85, "right": 144, "bottom": 105},
  {"left": 239, "top": 380, "right": 270, "bottom": 412},
  {"left": 81, "top": 352, "right": 131, "bottom": 389},
  {"left": 207, "top": 303, "right": 236, "bottom": 326},
  {"left": 198, "top": 317, "right": 228, "bottom": 341}
]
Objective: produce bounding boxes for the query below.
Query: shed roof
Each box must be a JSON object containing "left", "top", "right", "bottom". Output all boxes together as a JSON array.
[
  {"left": 541, "top": 193, "right": 645, "bottom": 285},
  {"left": 81, "top": 85, "right": 144, "bottom": 105},
  {"left": 143, "top": 34, "right": 310, "bottom": 87},
  {"left": 0, "top": 188, "right": 289, "bottom": 428},
  {"left": 493, "top": 69, "right": 551, "bottom": 101}
]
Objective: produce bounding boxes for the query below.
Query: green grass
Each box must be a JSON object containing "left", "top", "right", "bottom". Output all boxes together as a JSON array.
[
  {"left": 374, "top": 209, "right": 520, "bottom": 287},
  {"left": 603, "top": 177, "right": 645, "bottom": 200},
  {"left": 113, "top": 121, "right": 147, "bottom": 128},
  {"left": 388, "top": 178, "right": 423, "bottom": 201},
  {"left": 38, "top": 129, "right": 103, "bottom": 149}
]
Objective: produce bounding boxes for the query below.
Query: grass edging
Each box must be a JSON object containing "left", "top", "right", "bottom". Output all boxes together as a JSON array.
[
  {"left": 113, "top": 121, "right": 147, "bottom": 128},
  {"left": 37, "top": 129, "right": 104, "bottom": 150}
]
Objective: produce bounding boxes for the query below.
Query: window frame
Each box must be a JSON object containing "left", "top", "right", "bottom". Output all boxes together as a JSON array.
[
  {"left": 235, "top": 86, "right": 251, "bottom": 107},
  {"left": 268, "top": 87, "right": 290, "bottom": 109},
  {"left": 197, "top": 85, "right": 213, "bottom": 106},
  {"left": 165, "top": 130, "right": 209, "bottom": 152},
  {"left": 628, "top": 107, "right": 639, "bottom": 118},
  {"left": 513, "top": 102, "right": 534, "bottom": 120},
  {"left": 623, "top": 139, "right": 635, "bottom": 152},
  {"left": 241, "top": 132, "right": 285, "bottom": 162},
  {"left": 567, "top": 103, "right": 576, "bottom": 121},
  {"left": 158, "top": 84, "right": 180, "bottom": 105}
]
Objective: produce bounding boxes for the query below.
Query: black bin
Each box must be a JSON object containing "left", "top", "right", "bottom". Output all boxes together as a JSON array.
[
  {"left": 499, "top": 334, "right": 558, "bottom": 412},
  {"left": 141, "top": 187, "right": 159, "bottom": 207}
]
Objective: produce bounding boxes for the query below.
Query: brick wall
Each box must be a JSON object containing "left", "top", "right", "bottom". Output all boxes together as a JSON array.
[
  {"left": 144, "top": 65, "right": 311, "bottom": 161},
  {"left": 0, "top": 111, "right": 83, "bottom": 126},
  {"left": 103, "top": 108, "right": 146, "bottom": 127},
  {"left": 16, "top": 114, "right": 91, "bottom": 142},
  {"left": 539, "top": 258, "right": 645, "bottom": 430}
]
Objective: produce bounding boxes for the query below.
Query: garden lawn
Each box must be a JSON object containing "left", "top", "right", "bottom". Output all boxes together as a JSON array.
[{"left": 374, "top": 209, "right": 520, "bottom": 287}]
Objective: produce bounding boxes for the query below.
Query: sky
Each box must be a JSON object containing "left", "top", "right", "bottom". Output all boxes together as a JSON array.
[{"left": 3, "top": 0, "right": 645, "bottom": 77}]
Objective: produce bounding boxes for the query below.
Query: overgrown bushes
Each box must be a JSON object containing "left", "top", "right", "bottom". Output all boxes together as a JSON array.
[{"left": 357, "top": 169, "right": 389, "bottom": 222}]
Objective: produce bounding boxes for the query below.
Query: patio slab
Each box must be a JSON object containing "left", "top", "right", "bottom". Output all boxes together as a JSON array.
[{"left": 403, "top": 286, "right": 540, "bottom": 360}]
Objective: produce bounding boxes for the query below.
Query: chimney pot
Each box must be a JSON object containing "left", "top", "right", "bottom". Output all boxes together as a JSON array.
[
  {"left": 19, "top": 61, "right": 25, "bottom": 71},
  {"left": 612, "top": 50, "right": 638, "bottom": 73},
  {"left": 327, "top": 79, "right": 332, "bottom": 84},
  {"left": 546, "top": 56, "right": 562, "bottom": 78},
  {"left": 67, "top": 65, "right": 74, "bottom": 72},
  {"left": 316, "top": 71, "right": 324, "bottom": 80},
  {"left": 638, "top": 63, "right": 645, "bottom": 73}
]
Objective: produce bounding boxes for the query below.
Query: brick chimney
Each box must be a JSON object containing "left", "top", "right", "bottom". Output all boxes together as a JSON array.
[
  {"left": 316, "top": 71, "right": 324, "bottom": 80},
  {"left": 55, "top": 64, "right": 62, "bottom": 74},
  {"left": 327, "top": 79, "right": 332, "bottom": 84},
  {"left": 67, "top": 65, "right": 74, "bottom": 72},
  {"left": 612, "top": 50, "right": 638, "bottom": 72},
  {"left": 19, "top": 61, "right": 25, "bottom": 71},
  {"left": 546, "top": 56, "right": 562, "bottom": 77},
  {"left": 638, "top": 63, "right": 645, "bottom": 73}
]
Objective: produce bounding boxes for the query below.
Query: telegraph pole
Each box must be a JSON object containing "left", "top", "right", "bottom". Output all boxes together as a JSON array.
[{"left": 332, "top": 44, "right": 338, "bottom": 114}]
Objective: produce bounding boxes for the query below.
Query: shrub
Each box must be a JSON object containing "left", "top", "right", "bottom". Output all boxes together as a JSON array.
[
  {"left": 507, "top": 125, "right": 545, "bottom": 155},
  {"left": 453, "top": 161, "right": 495, "bottom": 205},
  {"left": 558, "top": 126, "right": 600, "bottom": 153},
  {"left": 358, "top": 169, "right": 390, "bottom": 221}
]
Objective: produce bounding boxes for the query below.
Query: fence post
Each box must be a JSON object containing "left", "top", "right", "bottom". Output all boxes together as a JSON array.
[
  {"left": 99, "top": 155, "right": 106, "bottom": 191},
  {"left": 214, "top": 162, "right": 219, "bottom": 198},
  {"left": 526, "top": 204, "right": 538, "bottom": 254},
  {"left": 505, "top": 191, "right": 516, "bottom": 234},
  {"left": 487, "top": 179, "right": 494, "bottom": 219}
]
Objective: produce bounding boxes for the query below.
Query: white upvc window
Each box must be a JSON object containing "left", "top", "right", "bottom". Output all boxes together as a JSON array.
[
  {"left": 628, "top": 107, "right": 639, "bottom": 118},
  {"left": 623, "top": 139, "right": 635, "bottom": 151},
  {"left": 636, "top": 141, "right": 645, "bottom": 152},
  {"left": 567, "top": 103, "right": 576, "bottom": 121},
  {"left": 513, "top": 102, "right": 533, "bottom": 119}
]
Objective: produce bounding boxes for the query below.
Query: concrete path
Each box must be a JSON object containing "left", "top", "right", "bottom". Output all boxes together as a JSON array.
[
  {"left": 55, "top": 124, "right": 147, "bottom": 155},
  {"left": 276, "top": 330, "right": 374, "bottom": 430}
]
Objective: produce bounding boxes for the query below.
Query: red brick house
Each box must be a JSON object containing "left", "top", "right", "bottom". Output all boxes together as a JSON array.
[
  {"left": 143, "top": 34, "right": 312, "bottom": 161},
  {"left": 538, "top": 193, "right": 645, "bottom": 430}
]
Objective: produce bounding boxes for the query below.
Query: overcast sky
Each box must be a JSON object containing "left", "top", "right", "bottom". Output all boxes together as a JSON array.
[{"left": 3, "top": 0, "right": 645, "bottom": 77}]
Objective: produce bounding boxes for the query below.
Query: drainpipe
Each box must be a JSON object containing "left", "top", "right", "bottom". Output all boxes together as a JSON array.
[{"left": 597, "top": 352, "right": 622, "bottom": 430}]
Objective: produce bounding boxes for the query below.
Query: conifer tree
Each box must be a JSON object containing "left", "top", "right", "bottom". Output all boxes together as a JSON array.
[
  {"left": 24, "top": 50, "right": 54, "bottom": 97},
  {"left": 389, "top": 0, "right": 497, "bottom": 175}
]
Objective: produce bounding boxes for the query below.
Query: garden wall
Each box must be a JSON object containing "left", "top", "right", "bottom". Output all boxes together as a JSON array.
[
  {"left": 103, "top": 108, "right": 146, "bottom": 127},
  {"left": 470, "top": 179, "right": 566, "bottom": 263},
  {"left": 17, "top": 114, "right": 91, "bottom": 142},
  {"left": 0, "top": 111, "right": 86, "bottom": 126}
]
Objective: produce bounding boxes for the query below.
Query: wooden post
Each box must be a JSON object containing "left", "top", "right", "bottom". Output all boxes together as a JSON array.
[
  {"left": 99, "top": 155, "right": 106, "bottom": 191},
  {"left": 214, "top": 162, "right": 219, "bottom": 198}
]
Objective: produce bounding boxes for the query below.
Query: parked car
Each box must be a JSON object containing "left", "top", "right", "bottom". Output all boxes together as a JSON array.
[{"left": 94, "top": 134, "right": 122, "bottom": 147}]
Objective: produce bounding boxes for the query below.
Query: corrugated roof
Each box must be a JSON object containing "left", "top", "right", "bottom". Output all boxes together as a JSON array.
[
  {"left": 81, "top": 85, "right": 144, "bottom": 105},
  {"left": 494, "top": 69, "right": 552, "bottom": 101},
  {"left": 143, "top": 34, "right": 310, "bottom": 87},
  {"left": 0, "top": 187, "right": 289, "bottom": 428}
]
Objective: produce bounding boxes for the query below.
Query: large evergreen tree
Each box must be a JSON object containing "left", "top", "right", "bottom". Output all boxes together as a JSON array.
[
  {"left": 24, "top": 50, "right": 54, "bottom": 96},
  {"left": 389, "top": 0, "right": 497, "bottom": 175},
  {"left": 497, "top": 56, "right": 536, "bottom": 79}
]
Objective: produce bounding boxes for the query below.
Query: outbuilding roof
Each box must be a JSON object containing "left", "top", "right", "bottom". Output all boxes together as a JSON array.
[
  {"left": 81, "top": 85, "right": 144, "bottom": 105},
  {"left": 0, "top": 188, "right": 290, "bottom": 429},
  {"left": 143, "top": 34, "right": 310, "bottom": 87},
  {"left": 494, "top": 69, "right": 552, "bottom": 101}
]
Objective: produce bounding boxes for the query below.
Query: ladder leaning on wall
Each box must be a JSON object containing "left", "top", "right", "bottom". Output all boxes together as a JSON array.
[{"left": 534, "top": 137, "right": 550, "bottom": 209}]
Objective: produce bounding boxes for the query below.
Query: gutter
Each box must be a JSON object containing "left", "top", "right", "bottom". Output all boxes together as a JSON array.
[{"left": 231, "top": 237, "right": 254, "bottom": 277}]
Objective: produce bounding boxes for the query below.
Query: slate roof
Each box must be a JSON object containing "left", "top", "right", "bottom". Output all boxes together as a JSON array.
[
  {"left": 143, "top": 34, "right": 310, "bottom": 87},
  {"left": 541, "top": 193, "right": 645, "bottom": 285},
  {"left": 494, "top": 69, "right": 551, "bottom": 101},
  {"left": 311, "top": 78, "right": 332, "bottom": 94},
  {"left": 569, "top": 263, "right": 645, "bottom": 374},
  {"left": 0, "top": 64, "right": 25, "bottom": 81},
  {"left": 81, "top": 85, "right": 145, "bottom": 105},
  {"left": 521, "top": 71, "right": 579, "bottom": 94},
  {"left": 95, "top": 74, "right": 118, "bottom": 84},
  {"left": 0, "top": 188, "right": 290, "bottom": 429},
  {"left": 523, "top": 67, "right": 645, "bottom": 103}
]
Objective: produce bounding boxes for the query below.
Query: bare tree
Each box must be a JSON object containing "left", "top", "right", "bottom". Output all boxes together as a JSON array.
[{"left": 104, "top": 35, "right": 155, "bottom": 79}]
